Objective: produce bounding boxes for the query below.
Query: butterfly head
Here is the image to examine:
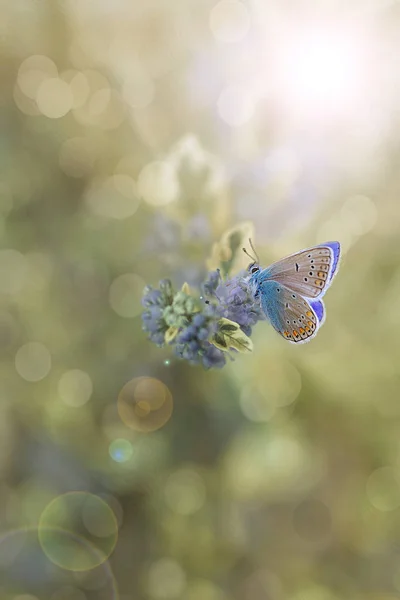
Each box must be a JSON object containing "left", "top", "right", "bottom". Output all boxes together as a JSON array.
[
  {"left": 243, "top": 241, "right": 261, "bottom": 297},
  {"left": 247, "top": 262, "right": 260, "bottom": 275},
  {"left": 243, "top": 240, "right": 260, "bottom": 275}
]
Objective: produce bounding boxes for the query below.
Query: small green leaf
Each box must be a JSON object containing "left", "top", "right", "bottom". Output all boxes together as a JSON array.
[
  {"left": 220, "top": 322, "right": 240, "bottom": 333},
  {"left": 212, "top": 332, "right": 228, "bottom": 350},
  {"left": 165, "top": 327, "right": 178, "bottom": 343},
  {"left": 226, "top": 333, "right": 253, "bottom": 353},
  {"left": 207, "top": 222, "right": 255, "bottom": 277},
  {"left": 181, "top": 282, "right": 192, "bottom": 295},
  {"left": 210, "top": 318, "right": 253, "bottom": 353}
]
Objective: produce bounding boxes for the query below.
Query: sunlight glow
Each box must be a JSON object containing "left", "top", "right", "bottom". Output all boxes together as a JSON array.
[{"left": 274, "top": 28, "right": 367, "bottom": 120}]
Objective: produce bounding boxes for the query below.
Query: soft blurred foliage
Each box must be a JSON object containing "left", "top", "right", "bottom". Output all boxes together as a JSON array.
[{"left": 1, "top": 0, "right": 400, "bottom": 599}]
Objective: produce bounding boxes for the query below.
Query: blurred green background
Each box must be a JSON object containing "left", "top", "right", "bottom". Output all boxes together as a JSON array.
[{"left": 1, "top": 0, "right": 400, "bottom": 599}]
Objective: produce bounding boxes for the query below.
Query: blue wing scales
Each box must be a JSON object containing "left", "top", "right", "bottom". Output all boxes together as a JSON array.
[{"left": 259, "top": 280, "right": 320, "bottom": 344}]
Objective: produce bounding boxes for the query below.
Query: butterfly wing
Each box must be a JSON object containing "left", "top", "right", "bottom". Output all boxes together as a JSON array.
[
  {"left": 260, "top": 241, "right": 340, "bottom": 299},
  {"left": 259, "top": 280, "right": 323, "bottom": 343},
  {"left": 309, "top": 298, "right": 325, "bottom": 326}
]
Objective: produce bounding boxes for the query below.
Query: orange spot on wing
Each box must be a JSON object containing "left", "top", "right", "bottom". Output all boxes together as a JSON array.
[
  {"left": 306, "top": 311, "right": 312, "bottom": 317},
  {"left": 293, "top": 330, "right": 298, "bottom": 336}
]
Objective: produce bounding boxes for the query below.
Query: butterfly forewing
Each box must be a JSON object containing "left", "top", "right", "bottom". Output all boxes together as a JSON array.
[
  {"left": 262, "top": 244, "right": 338, "bottom": 299},
  {"left": 259, "top": 281, "right": 319, "bottom": 343}
]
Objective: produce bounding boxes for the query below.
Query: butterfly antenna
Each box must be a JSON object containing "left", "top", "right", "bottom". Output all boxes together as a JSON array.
[
  {"left": 242, "top": 247, "right": 255, "bottom": 262},
  {"left": 249, "top": 238, "right": 259, "bottom": 263}
]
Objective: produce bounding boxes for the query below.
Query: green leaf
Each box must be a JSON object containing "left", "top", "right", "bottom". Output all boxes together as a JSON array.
[
  {"left": 165, "top": 327, "right": 178, "bottom": 344},
  {"left": 206, "top": 222, "right": 255, "bottom": 277},
  {"left": 226, "top": 333, "right": 253, "bottom": 353},
  {"left": 181, "top": 282, "right": 193, "bottom": 295},
  {"left": 220, "top": 322, "right": 240, "bottom": 333},
  {"left": 210, "top": 318, "right": 253, "bottom": 353},
  {"left": 212, "top": 332, "right": 228, "bottom": 350}
]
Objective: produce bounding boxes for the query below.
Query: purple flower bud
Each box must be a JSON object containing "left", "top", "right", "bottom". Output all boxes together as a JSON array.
[
  {"left": 193, "top": 314, "right": 206, "bottom": 327},
  {"left": 141, "top": 266, "right": 262, "bottom": 369},
  {"left": 151, "top": 332, "right": 166, "bottom": 346},
  {"left": 197, "top": 328, "right": 209, "bottom": 341},
  {"left": 188, "top": 340, "right": 199, "bottom": 352}
]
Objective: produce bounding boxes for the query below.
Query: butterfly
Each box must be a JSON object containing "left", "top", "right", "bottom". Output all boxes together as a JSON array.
[{"left": 244, "top": 240, "right": 340, "bottom": 344}]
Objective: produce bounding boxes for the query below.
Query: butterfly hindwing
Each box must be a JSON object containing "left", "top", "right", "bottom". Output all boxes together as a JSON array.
[
  {"left": 309, "top": 298, "right": 325, "bottom": 326},
  {"left": 259, "top": 241, "right": 340, "bottom": 299},
  {"left": 259, "top": 280, "right": 320, "bottom": 344}
]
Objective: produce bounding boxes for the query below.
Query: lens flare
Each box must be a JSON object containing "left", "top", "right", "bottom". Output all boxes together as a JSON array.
[
  {"left": 271, "top": 26, "right": 368, "bottom": 121},
  {"left": 15, "top": 342, "right": 51, "bottom": 382},
  {"left": 109, "top": 438, "right": 133, "bottom": 463},
  {"left": 38, "top": 492, "right": 118, "bottom": 571},
  {"left": 0, "top": 528, "right": 118, "bottom": 598},
  {"left": 117, "top": 377, "right": 173, "bottom": 432}
]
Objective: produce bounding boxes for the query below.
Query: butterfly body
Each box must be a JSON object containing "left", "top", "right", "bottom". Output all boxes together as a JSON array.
[{"left": 247, "top": 241, "right": 340, "bottom": 344}]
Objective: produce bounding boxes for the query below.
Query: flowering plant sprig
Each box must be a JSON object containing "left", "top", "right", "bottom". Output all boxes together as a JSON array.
[{"left": 141, "top": 223, "right": 265, "bottom": 369}]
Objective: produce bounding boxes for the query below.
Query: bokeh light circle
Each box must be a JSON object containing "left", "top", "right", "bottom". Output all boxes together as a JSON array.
[
  {"left": 239, "top": 384, "right": 276, "bottom": 422},
  {"left": 61, "top": 70, "right": 90, "bottom": 108},
  {"left": 58, "top": 370, "right": 93, "bottom": 407},
  {"left": 36, "top": 78, "right": 74, "bottom": 119},
  {"left": 118, "top": 377, "right": 173, "bottom": 432},
  {"left": 109, "top": 438, "right": 133, "bottom": 463},
  {"left": 88, "top": 88, "right": 111, "bottom": 118},
  {"left": 71, "top": 72, "right": 125, "bottom": 129},
  {"left": 209, "top": 0, "right": 251, "bottom": 43},
  {"left": 137, "top": 161, "right": 179, "bottom": 206},
  {"left": 38, "top": 492, "right": 118, "bottom": 571},
  {"left": 239, "top": 360, "right": 301, "bottom": 421},
  {"left": 366, "top": 466, "right": 400, "bottom": 512},
  {"left": 15, "top": 342, "right": 51, "bottom": 382},
  {"left": 97, "top": 494, "right": 124, "bottom": 529},
  {"left": 14, "top": 82, "right": 41, "bottom": 116},
  {"left": 164, "top": 468, "right": 206, "bottom": 515},
  {"left": 224, "top": 428, "right": 323, "bottom": 501},
  {"left": 109, "top": 273, "right": 146, "bottom": 318},
  {"left": 147, "top": 558, "right": 186, "bottom": 600},
  {"left": 17, "top": 55, "right": 58, "bottom": 99}
]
